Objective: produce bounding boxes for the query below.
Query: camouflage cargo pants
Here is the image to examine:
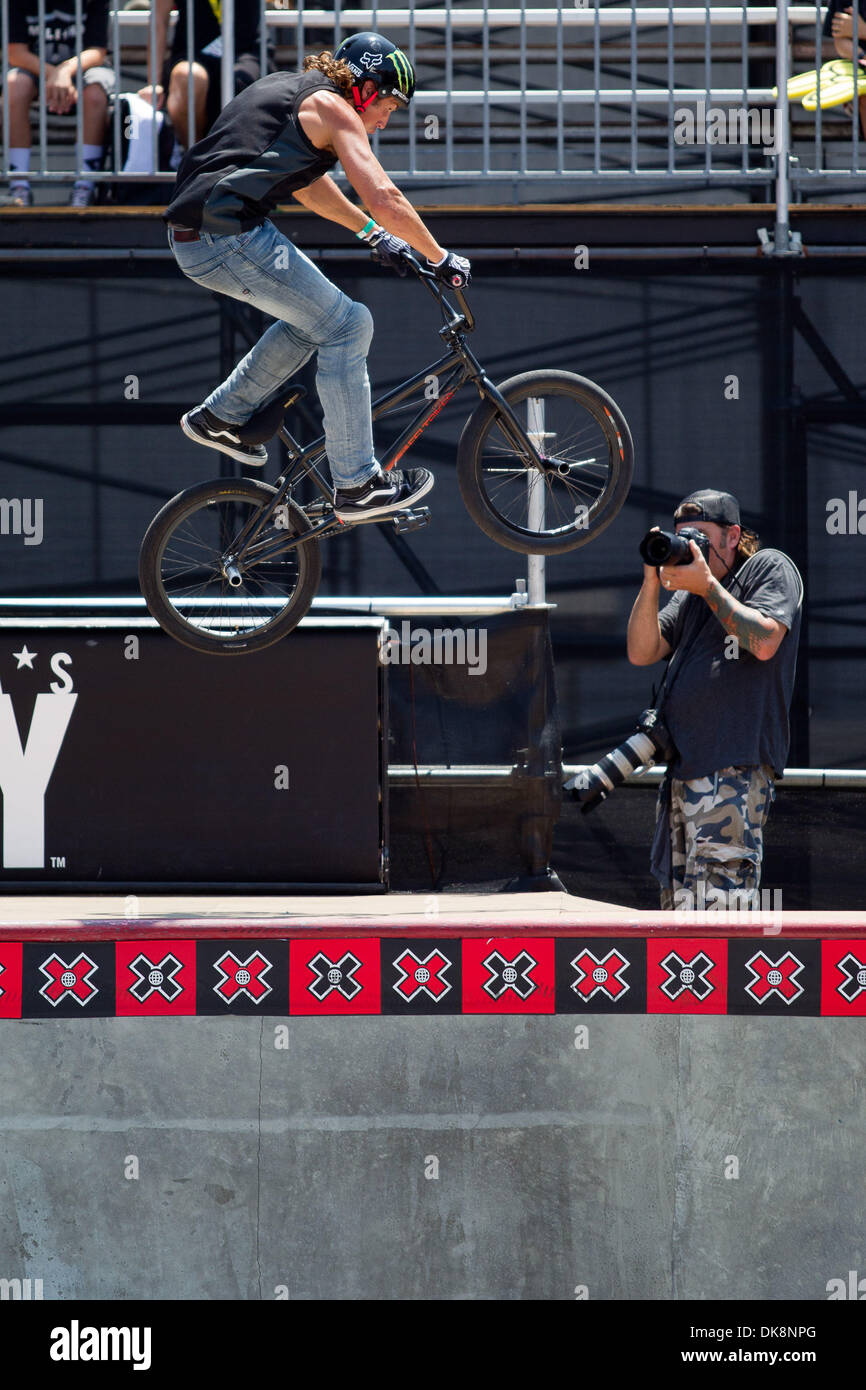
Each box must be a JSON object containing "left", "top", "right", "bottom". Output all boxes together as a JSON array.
[{"left": 657, "top": 765, "right": 776, "bottom": 911}]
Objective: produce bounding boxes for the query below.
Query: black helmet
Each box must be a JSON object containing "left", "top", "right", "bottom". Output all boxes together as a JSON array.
[{"left": 334, "top": 32, "right": 416, "bottom": 109}]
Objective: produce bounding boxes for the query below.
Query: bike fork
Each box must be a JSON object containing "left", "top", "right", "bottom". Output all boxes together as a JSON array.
[{"left": 479, "top": 377, "right": 547, "bottom": 470}]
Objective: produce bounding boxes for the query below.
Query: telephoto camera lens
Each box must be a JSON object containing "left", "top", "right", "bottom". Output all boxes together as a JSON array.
[
  {"left": 564, "top": 709, "right": 675, "bottom": 814},
  {"left": 639, "top": 526, "right": 710, "bottom": 567}
]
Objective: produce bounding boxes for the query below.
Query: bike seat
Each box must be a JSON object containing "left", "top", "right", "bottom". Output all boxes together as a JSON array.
[
  {"left": 236, "top": 386, "right": 308, "bottom": 444},
  {"left": 280, "top": 383, "right": 308, "bottom": 406}
]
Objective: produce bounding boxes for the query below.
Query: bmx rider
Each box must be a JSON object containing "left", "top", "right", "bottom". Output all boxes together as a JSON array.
[{"left": 164, "top": 32, "right": 471, "bottom": 520}]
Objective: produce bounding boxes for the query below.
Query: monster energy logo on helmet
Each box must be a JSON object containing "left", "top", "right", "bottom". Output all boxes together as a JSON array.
[{"left": 334, "top": 31, "right": 416, "bottom": 106}]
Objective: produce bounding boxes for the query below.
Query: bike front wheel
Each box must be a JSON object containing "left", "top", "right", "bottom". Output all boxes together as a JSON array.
[
  {"left": 457, "top": 369, "right": 634, "bottom": 555},
  {"left": 139, "top": 478, "right": 322, "bottom": 655}
]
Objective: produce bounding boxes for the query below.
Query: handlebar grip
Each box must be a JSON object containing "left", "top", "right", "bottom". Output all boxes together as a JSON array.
[{"left": 402, "top": 249, "right": 475, "bottom": 329}]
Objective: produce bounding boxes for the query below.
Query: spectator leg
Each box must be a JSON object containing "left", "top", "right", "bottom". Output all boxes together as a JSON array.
[
  {"left": 6, "top": 70, "right": 36, "bottom": 193},
  {"left": 81, "top": 81, "right": 109, "bottom": 147},
  {"left": 7, "top": 69, "right": 36, "bottom": 149},
  {"left": 166, "top": 62, "right": 209, "bottom": 148}
]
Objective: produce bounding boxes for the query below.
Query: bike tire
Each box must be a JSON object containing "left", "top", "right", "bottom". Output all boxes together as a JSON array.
[
  {"left": 139, "top": 478, "right": 321, "bottom": 655},
  {"left": 456, "top": 369, "right": 634, "bottom": 556}
]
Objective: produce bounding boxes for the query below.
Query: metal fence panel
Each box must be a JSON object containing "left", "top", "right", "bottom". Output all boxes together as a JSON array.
[{"left": 1, "top": 4, "right": 864, "bottom": 204}]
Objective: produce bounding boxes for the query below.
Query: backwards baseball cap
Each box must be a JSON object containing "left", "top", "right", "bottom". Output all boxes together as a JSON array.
[{"left": 674, "top": 489, "right": 741, "bottom": 527}]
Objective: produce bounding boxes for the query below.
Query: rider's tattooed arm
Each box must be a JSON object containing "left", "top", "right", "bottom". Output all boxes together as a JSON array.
[{"left": 703, "top": 578, "right": 786, "bottom": 661}]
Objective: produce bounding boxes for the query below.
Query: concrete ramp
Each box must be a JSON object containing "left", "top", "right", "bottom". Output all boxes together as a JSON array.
[{"left": 1, "top": 892, "right": 863, "bottom": 1300}]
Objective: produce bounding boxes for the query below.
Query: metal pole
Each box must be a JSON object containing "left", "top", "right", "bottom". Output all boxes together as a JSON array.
[
  {"left": 148, "top": 0, "right": 158, "bottom": 174},
  {"left": 74, "top": 0, "right": 83, "bottom": 182},
  {"left": 111, "top": 0, "right": 121, "bottom": 177},
  {"left": 221, "top": 0, "right": 235, "bottom": 111},
  {"left": 37, "top": 0, "right": 46, "bottom": 179},
  {"left": 1, "top": 0, "right": 9, "bottom": 181},
  {"left": 774, "top": 0, "right": 790, "bottom": 252},
  {"left": 853, "top": 0, "right": 861, "bottom": 171},
  {"left": 446, "top": 0, "right": 454, "bottom": 177},
  {"left": 187, "top": 0, "right": 196, "bottom": 153},
  {"left": 526, "top": 397, "right": 546, "bottom": 606},
  {"left": 482, "top": 0, "right": 490, "bottom": 176}
]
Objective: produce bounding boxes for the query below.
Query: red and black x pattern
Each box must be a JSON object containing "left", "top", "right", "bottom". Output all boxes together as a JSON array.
[
  {"left": 128, "top": 952, "right": 184, "bottom": 1004},
  {"left": 39, "top": 951, "right": 99, "bottom": 1007},
  {"left": 659, "top": 949, "right": 716, "bottom": 1002},
  {"left": 214, "top": 950, "right": 273, "bottom": 1004},
  {"left": 833, "top": 952, "right": 866, "bottom": 1003},
  {"left": 743, "top": 950, "right": 804, "bottom": 1005},
  {"left": 392, "top": 948, "right": 452, "bottom": 1002},
  {"left": 0, "top": 936, "right": 859, "bottom": 1017},
  {"left": 571, "top": 947, "right": 631, "bottom": 1002}
]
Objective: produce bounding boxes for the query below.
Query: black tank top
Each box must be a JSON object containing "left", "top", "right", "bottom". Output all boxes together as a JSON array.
[{"left": 165, "top": 70, "right": 340, "bottom": 235}]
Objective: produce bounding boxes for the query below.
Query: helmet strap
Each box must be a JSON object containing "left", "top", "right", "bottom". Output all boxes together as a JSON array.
[{"left": 351, "top": 84, "right": 379, "bottom": 113}]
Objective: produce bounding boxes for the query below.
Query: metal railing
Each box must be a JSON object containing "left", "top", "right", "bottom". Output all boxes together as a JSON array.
[{"left": 1, "top": 3, "right": 864, "bottom": 207}]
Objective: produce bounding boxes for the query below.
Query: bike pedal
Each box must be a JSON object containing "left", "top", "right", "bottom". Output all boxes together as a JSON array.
[
  {"left": 304, "top": 500, "right": 332, "bottom": 520},
  {"left": 392, "top": 506, "right": 432, "bottom": 534}
]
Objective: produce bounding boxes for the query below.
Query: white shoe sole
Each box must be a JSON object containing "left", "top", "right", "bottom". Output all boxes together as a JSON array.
[
  {"left": 181, "top": 413, "right": 268, "bottom": 467},
  {"left": 333, "top": 471, "right": 434, "bottom": 522}
]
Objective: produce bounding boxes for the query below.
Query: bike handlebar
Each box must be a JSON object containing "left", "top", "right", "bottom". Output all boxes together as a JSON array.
[{"left": 401, "top": 249, "right": 476, "bottom": 333}]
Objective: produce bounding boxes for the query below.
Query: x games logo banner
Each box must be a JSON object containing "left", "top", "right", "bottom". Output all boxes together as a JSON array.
[
  {"left": 381, "top": 940, "right": 461, "bottom": 1014},
  {"left": 462, "top": 938, "right": 555, "bottom": 1014},
  {"left": 647, "top": 939, "right": 727, "bottom": 1014},
  {"left": 195, "top": 940, "right": 289, "bottom": 1016},
  {"left": 22, "top": 941, "right": 115, "bottom": 1016},
  {"left": 483, "top": 950, "right": 537, "bottom": 1000},
  {"left": 289, "top": 938, "right": 380, "bottom": 1015},
  {"left": 822, "top": 942, "right": 866, "bottom": 1016},
  {"left": 555, "top": 939, "right": 646, "bottom": 1013},
  {"left": 116, "top": 941, "right": 196, "bottom": 1016},
  {"left": 0, "top": 934, "right": 859, "bottom": 1018},
  {"left": 307, "top": 951, "right": 363, "bottom": 1002},
  {"left": 728, "top": 940, "right": 819, "bottom": 1016}
]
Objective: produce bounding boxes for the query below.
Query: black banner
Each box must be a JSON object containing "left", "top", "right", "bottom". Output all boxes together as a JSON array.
[{"left": 0, "top": 625, "right": 385, "bottom": 888}]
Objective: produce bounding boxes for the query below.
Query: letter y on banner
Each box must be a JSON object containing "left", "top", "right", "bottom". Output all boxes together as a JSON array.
[{"left": 0, "top": 691, "right": 77, "bottom": 867}]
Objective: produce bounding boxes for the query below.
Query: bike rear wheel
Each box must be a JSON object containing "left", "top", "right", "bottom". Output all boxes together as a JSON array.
[
  {"left": 139, "top": 478, "right": 321, "bottom": 655},
  {"left": 457, "top": 369, "right": 633, "bottom": 555}
]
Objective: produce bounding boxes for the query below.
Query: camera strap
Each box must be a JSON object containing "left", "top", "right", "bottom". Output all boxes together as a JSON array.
[{"left": 650, "top": 601, "right": 702, "bottom": 712}]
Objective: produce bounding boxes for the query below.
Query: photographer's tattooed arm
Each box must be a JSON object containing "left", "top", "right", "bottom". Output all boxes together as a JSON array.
[{"left": 702, "top": 578, "right": 785, "bottom": 662}]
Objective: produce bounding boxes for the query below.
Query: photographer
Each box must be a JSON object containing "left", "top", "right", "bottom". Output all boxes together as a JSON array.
[{"left": 627, "top": 490, "right": 803, "bottom": 910}]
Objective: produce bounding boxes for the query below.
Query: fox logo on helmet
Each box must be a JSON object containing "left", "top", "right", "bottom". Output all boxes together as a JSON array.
[{"left": 335, "top": 32, "right": 415, "bottom": 104}]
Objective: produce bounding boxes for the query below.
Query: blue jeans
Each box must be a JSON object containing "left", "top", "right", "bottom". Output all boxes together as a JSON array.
[{"left": 168, "top": 220, "right": 377, "bottom": 489}]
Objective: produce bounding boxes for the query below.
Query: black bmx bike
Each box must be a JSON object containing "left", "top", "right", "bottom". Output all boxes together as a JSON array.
[{"left": 139, "top": 251, "right": 634, "bottom": 655}]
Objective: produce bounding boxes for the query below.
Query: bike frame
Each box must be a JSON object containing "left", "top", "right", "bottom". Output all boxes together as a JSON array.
[{"left": 223, "top": 257, "right": 549, "bottom": 570}]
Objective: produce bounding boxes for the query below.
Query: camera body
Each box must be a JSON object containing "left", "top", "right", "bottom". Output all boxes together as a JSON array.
[{"left": 639, "top": 525, "right": 711, "bottom": 568}]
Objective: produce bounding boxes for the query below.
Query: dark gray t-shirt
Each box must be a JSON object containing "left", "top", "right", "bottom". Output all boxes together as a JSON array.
[{"left": 656, "top": 548, "right": 803, "bottom": 779}]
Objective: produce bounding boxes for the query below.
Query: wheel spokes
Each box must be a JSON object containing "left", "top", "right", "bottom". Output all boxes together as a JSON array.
[
  {"left": 477, "top": 394, "right": 615, "bottom": 537},
  {"left": 158, "top": 496, "right": 304, "bottom": 639}
]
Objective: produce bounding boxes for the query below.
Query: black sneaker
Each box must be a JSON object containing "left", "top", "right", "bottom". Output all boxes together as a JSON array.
[
  {"left": 181, "top": 406, "right": 268, "bottom": 467},
  {"left": 333, "top": 467, "right": 434, "bottom": 521}
]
